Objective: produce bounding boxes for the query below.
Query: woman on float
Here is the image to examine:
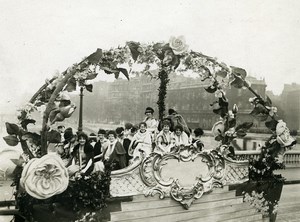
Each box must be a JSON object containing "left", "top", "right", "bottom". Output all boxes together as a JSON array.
[
  {"left": 143, "top": 107, "right": 158, "bottom": 148},
  {"left": 155, "top": 119, "right": 174, "bottom": 154},
  {"left": 172, "top": 125, "right": 190, "bottom": 146},
  {"left": 67, "top": 132, "right": 94, "bottom": 177},
  {"left": 101, "top": 130, "right": 127, "bottom": 171},
  {"left": 93, "top": 128, "right": 108, "bottom": 162},
  {"left": 128, "top": 122, "right": 152, "bottom": 162}
]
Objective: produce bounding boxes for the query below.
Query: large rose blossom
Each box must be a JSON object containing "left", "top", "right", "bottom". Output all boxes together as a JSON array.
[
  {"left": 169, "top": 36, "right": 189, "bottom": 55},
  {"left": 276, "top": 120, "right": 295, "bottom": 147},
  {"left": 20, "top": 153, "right": 69, "bottom": 199}
]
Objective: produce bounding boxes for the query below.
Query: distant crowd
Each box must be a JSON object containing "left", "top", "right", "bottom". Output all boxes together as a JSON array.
[{"left": 53, "top": 107, "right": 204, "bottom": 177}]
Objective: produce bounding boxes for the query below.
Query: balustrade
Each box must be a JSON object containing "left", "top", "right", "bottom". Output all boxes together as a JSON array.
[{"left": 235, "top": 150, "right": 300, "bottom": 167}]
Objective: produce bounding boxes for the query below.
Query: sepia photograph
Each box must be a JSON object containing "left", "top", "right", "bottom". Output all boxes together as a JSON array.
[{"left": 0, "top": 0, "right": 300, "bottom": 221}]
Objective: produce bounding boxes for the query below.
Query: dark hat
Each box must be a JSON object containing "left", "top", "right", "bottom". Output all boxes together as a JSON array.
[
  {"left": 124, "top": 122, "right": 133, "bottom": 130},
  {"left": 115, "top": 127, "right": 124, "bottom": 136},
  {"left": 98, "top": 128, "right": 106, "bottom": 135},
  {"left": 168, "top": 108, "right": 176, "bottom": 115},
  {"left": 194, "top": 128, "right": 204, "bottom": 137},
  {"left": 145, "top": 107, "right": 154, "bottom": 114},
  {"left": 63, "top": 128, "right": 74, "bottom": 141}
]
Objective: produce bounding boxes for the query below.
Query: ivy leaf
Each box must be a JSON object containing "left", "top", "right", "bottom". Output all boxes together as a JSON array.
[
  {"left": 265, "top": 119, "right": 278, "bottom": 131},
  {"left": 11, "top": 157, "right": 25, "bottom": 167},
  {"left": 86, "top": 48, "right": 103, "bottom": 64},
  {"left": 230, "top": 75, "right": 245, "bottom": 88},
  {"left": 127, "top": 41, "right": 140, "bottom": 61},
  {"left": 204, "top": 85, "right": 217, "bottom": 93},
  {"left": 49, "top": 108, "right": 60, "bottom": 124},
  {"left": 86, "top": 72, "right": 98, "bottom": 80},
  {"left": 215, "top": 135, "right": 224, "bottom": 141},
  {"left": 3, "top": 135, "right": 19, "bottom": 146},
  {"left": 118, "top": 68, "right": 129, "bottom": 80},
  {"left": 114, "top": 72, "right": 120, "bottom": 79},
  {"left": 215, "top": 70, "right": 228, "bottom": 78},
  {"left": 20, "top": 119, "right": 36, "bottom": 129},
  {"left": 236, "top": 122, "right": 253, "bottom": 131},
  {"left": 236, "top": 129, "right": 247, "bottom": 138},
  {"left": 231, "top": 66, "right": 247, "bottom": 79},
  {"left": 65, "top": 77, "right": 77, "bottom": 92},
  {"left": 5, "top": 122, "right": 20, "bottom": 135},
  {"left": 47, "top": 130, "right": 61, "bottom": 143},
  {"left": 85, "top": 84, "right": 93, "bottom": 92}
]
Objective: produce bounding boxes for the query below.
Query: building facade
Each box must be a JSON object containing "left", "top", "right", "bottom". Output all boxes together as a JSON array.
[{"left": 86, "top": 74, "right": 267, "bottom": 131}]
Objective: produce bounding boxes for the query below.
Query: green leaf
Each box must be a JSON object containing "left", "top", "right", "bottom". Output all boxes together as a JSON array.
[
  {"left": 126, "top": 41, "right": 140, "bottom": 61},
  {"left": 11, "top": 157, "right": 24, "bottom": 167},
  {"left": 65, "top": 77, "right": 77, "bottom": 92},
  {"left": 236, "top": 122, "right": 253, "bottom": 131},
  {"left": 86, "top": 48, "right": 103, "bottom": 64},
  {"left": 236, "top": 129, "right": 247, "bottom": 138},
  {"left": 86, "top": 72, "right": 98, "bottom": 80},
  {"left": 47, "top": 130, "right": 61, "bottom": 143},
  {"left": 3, "top": 135, "right": 19, "bottom": 146},
  {"left": 215, "top": 135, "right": 223, "bottom": 141},
  {"left": 118, "top": 68, "right": 129, "bottom": 80},
  {"left": 20, "top": 119, "right": 36, "bottom": 129},
  {"left": 215, "top": 70, "right": 228, "bottom": 78},
  {"left": 49, "top": 108, "right": 60, "bottom": 124},
  {"left": 114, "top": 72, "right": 120, "bottom": 79},
  {"left": 85, "top": 84, "right": 93, "bottom": 92},
  {"left": 265, "top": 119, "right": 278, "bottom": 131},
  {"left": 230, "top": 75, "right": 245, "bottom": 88},
  {"left": 5, "top": 122, "right": 20, "bottom": 135},
  {"left": 22, "top": 132, "right": 41, "bottom": 146},
  {"left": 230, "top": 66, "right": 247, "bottom": 79}
]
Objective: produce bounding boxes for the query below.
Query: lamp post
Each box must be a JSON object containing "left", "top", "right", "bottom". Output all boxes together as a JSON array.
[{"left": 78, "top": 86, "right": 84, "bottom": 132}]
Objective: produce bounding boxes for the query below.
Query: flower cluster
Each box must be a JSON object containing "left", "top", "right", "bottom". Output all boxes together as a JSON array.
[{"left": 243, "top": 191, "right": 277, "bottom": 216}]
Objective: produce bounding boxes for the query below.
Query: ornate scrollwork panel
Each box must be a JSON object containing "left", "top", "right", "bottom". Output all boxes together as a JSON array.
[{"left": 110, "top": 145, "right": 249, "bottom": 209}]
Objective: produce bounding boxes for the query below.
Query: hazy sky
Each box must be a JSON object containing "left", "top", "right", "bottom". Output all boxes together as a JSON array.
[{"left": 1, "top": 0, "right": 300, "bottom": 113}]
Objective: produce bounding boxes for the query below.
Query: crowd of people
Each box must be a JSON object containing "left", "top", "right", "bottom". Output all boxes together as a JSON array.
[{"left": 53, "top": 107, "right": 204, "bottom": 177}]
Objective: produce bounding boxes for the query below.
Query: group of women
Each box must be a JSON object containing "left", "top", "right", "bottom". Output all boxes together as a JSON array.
[{"left": 57, "top": 107, "right": 204, "bottom": 177}]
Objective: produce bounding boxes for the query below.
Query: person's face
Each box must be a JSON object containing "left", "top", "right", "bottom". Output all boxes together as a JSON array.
[
  {"left": 98, "top": 133, "right": 105, "bottom": 141},
  {"left": 145, "top": 112, "right": 153, "bottom": 118},
  {"left": 175, "top": 129, "right": 182, "bottom": 136},
  {"left": 163, "top": 125, "right": 170, "bottom": 133},
  {"left": 108, "top": 134, "right": 116, "bottom": 142},
  {"left": 78, "top": 137, "right": 86, "bottom": 145},
  {"left": 140, "top": 124, "right": 147, "bottom": 133},
  {"left": 58, "top": 127, "right": 65, "bottom": 133}
]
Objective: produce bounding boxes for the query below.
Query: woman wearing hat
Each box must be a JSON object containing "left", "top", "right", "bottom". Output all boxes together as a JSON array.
[
  {"left": 101, "top": 130, "right": 127, "bottom": 170},
  {"left": 155, "top": 120, "right": 174, "bottom": 154},
  {"left": 67, "top": 132, "right": 94, "bottom": 177}
]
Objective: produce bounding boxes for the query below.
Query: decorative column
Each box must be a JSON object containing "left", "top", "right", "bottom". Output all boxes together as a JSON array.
[{"left": 78, "top": 86, "right": 84, "bottom": 132}]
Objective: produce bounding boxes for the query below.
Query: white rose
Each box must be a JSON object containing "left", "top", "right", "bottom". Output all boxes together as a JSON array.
[
  {"left": 20, "top": 153, "right": 69, "bottom": 199},
  {"left": 169, "top": 36, "right": 189, "bottom": 55}
]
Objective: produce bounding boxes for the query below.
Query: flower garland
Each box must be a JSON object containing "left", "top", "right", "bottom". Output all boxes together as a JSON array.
[{"left": 2, "top": 36, "right": 297, "bottom": 220}]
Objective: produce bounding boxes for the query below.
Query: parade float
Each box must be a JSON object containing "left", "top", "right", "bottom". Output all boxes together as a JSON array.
[{"left": 1, "top": 36, "right": 296, "bottom": 221}]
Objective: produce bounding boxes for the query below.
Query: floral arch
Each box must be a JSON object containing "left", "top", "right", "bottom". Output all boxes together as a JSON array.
[{"left": 2, "top": 36, "right": 297, "bottom": 220}]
